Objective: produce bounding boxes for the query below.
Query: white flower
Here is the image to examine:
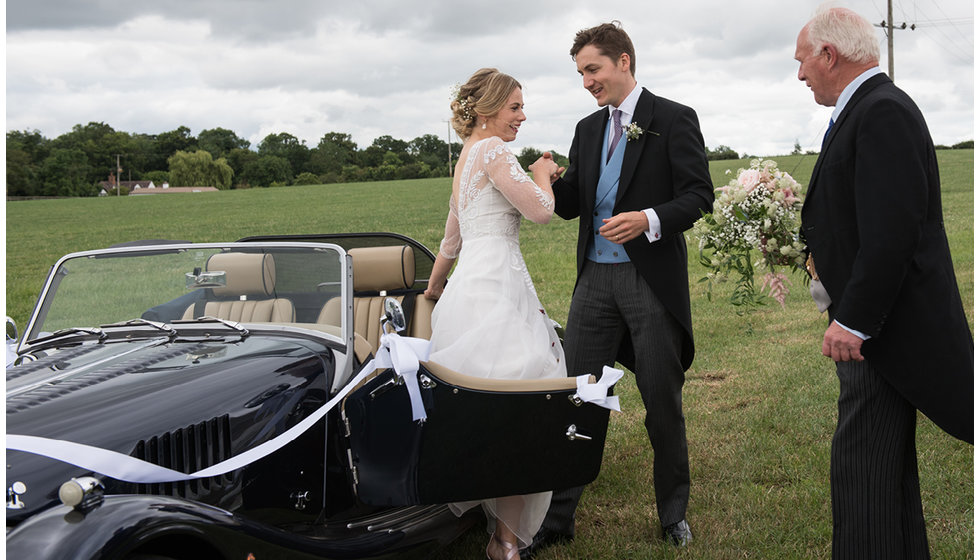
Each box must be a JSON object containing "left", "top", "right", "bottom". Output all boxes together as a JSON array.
[{"left": 625, "top": 122, "right": 645, "bottom": 141}]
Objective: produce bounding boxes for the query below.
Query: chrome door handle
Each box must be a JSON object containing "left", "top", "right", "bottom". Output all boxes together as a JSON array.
[{"left": 565, "top": 424, "right": 592, "bottom": 441}]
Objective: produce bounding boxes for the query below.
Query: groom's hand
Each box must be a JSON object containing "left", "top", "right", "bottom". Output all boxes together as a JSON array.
[
  {"left": 599, "top": 212, "right": 647, "bottom": 244},
  {"left": 540, "top": 151, "right": 565, "bottom": 182}
]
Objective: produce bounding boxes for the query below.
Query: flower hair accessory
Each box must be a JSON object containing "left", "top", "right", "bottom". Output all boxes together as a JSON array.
[{"left": 450, "top": 83, "right": 473, "bottom": 121}]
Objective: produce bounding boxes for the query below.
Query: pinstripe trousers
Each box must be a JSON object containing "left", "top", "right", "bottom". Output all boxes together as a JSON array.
[
  {"left": 541, "top": 261, "right": 690, "bottom": 535},
  {"left": 832, "top": 359, "right": 929, "bottom": 559}
]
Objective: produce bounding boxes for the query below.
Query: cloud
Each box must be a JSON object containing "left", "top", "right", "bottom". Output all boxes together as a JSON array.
[{"left": 5, "top": 0, "right": 974, "bottom": 157}]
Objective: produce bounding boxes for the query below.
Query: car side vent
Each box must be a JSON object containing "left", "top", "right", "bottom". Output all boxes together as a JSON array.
[{"left": 132, "top": 414, "right": 236, "bottom": 499}]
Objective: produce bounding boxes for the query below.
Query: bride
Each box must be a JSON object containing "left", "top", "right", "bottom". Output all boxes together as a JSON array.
[{"left": 424, "top": 68, "right": 566, "bottom": 560}]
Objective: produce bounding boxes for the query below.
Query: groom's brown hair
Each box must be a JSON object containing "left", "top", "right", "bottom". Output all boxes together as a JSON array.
[{"left": 570, "top": 21, "right": 636, "bottom": 76}]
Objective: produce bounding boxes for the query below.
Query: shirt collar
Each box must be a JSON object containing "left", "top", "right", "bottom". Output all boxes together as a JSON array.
[
  {"left": 833, "top": 66, "right": 884, "bottom": 121},
  {"left": 608, "top": 83, "right": 642, "bottom": 123}
]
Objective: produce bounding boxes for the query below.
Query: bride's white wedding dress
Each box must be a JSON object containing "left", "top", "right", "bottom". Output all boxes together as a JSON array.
[{"left": 429, "top": 136, "right": 566, "bottom": 547}]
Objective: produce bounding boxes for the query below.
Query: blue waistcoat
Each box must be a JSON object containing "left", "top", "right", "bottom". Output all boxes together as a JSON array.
[{"left": 588, "top": 118, "right": 629, "bottom": 263}]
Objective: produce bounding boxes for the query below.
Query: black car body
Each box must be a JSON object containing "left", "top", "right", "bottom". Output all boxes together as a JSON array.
[{"left": 6, "top": 233, "right": 613, "bottom": 559}]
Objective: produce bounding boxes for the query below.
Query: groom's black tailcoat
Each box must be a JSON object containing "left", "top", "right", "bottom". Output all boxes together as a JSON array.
[
  {"left": 553, "top": 88, "right": 714, "bottom": 372},
  {"left": 546, "top": 87, "right": 713, "bottom": 528},
  {"left": 801, "top": 73, "right": 973, "bottom": 444}
]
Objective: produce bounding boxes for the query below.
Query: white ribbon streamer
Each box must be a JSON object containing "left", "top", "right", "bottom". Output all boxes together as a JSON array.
[
  {"left": 574, "top": 366, "right": 624, "bottom": 411},
  {"left": 6, "top": 335, "right": 619, "bottom": 485},
  {"left": 6, "top": 332, "right": 432, "bottom": 484}
]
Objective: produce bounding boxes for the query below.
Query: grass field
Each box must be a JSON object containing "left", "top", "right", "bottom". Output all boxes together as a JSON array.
[{"left": 5, "top": 150, "right": 974, "bottom": 558}]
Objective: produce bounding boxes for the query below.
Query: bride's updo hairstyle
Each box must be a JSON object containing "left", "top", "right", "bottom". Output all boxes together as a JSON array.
[{"left": 450, "top": 68, "right": 521, "bottom": 139}]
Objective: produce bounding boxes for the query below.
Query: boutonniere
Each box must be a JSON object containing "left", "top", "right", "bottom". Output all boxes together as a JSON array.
[{"left": 626, "top": 122, "right": 659, "bottom": 141}]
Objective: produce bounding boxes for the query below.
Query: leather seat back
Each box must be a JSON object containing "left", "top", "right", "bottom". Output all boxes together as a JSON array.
[
  {"left": 182, "top": 252, "right": 295, "bottom": 322},
  {"left": 317, "top": 245, "right": 432, "bottom": 352}
]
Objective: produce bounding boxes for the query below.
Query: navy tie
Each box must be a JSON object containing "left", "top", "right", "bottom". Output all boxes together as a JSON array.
[
  {"left": 607, "top": 109, "right": 623, "bottom": 162},
  {"left": 822, "top": 118, "right": 835, "bottom": 146}
]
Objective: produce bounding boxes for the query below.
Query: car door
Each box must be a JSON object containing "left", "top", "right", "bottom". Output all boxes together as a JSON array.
[{"left": 341, "top": 360, "right": 611, "bottom": 506}]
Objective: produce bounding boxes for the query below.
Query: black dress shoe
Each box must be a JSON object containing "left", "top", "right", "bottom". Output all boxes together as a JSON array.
[
  {"left": 520, "top": 528, "right": 572, "bottom": 559},
  {"left": 662, "top": 519, "right": 693, "bottom": 547}
]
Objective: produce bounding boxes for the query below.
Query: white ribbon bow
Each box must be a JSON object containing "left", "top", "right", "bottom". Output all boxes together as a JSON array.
[
  {"left": 574, "top": 365, "right": 624, "bottom": 411},
  {"left": 361, "top": 332, "right": 432, "bottom": 422}
]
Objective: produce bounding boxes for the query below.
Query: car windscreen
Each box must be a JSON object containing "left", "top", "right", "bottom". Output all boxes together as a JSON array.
[{"left": 23, "top": 243, "right": 345, "bottom": 343}]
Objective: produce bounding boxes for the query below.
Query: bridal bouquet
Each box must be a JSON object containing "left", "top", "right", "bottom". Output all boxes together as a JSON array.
[{"left": 692, "top": 159, "right": 806, "bottom": 310}]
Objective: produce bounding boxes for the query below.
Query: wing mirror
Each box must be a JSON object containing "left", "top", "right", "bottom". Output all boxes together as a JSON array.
[
  {"left": 380, "top": 297, "right": 406, "bottom": 334},
  {"left": 6, "top": 316, "right": 17, "bottom": 342},
  {"left": 6, "top": 317, "right": 19, "bottom": 368}
]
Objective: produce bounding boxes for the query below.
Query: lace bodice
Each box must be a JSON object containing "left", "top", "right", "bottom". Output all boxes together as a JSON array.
[{"left": 439, "top": 137, "right": 554, "bottom": 259}]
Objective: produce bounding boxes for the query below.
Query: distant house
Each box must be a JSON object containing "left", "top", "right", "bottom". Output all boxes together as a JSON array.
[
  {"left": 128, "top": 186, "right": 219, "bottom": 195},
  {"left": 99, "top": 180, "right": 156, "bottom": 192},
  {"left": 98, "top": 179, "right": 219, "bottom": 195}
]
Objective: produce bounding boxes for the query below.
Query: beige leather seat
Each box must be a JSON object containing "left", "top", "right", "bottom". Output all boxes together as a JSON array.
[
  {"left": 317, "top": 245, "right": 433, "bottom": 353},
  {"left": 182, "top": 252, "right": 295, "bottom": 322}
]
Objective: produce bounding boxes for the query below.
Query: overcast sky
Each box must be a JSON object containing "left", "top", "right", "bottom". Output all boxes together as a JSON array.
[{"left": 5, "top": 0, "right": 974, "bottom": 159}]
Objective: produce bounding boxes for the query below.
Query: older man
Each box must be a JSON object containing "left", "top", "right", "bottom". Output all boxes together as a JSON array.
[{"left": 795, "top": 6, "right": 973, "bottom": 559}]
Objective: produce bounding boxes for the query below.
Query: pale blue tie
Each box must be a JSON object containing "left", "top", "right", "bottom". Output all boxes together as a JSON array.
[{"left": 607, "top": 109, "right": 623, "bottom": 162}]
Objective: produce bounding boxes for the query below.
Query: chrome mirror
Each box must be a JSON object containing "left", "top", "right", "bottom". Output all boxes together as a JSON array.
[
  {"left": 6, "top": 316, "right": 17, "bottom": 342},
  {"left": 381, "top": 297, "right": 406, "bottom": 334},
  {"left": 185, "top": 269, "right": 227, "bottom": 290}
]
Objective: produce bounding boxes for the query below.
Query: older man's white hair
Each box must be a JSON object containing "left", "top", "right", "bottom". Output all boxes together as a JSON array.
[{"left": 806, "top": 5, "right": 880, "bottom": 65}]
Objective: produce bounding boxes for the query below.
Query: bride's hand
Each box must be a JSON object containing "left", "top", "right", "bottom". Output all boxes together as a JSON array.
[
  {"left": 529, "top": 155, "right": 558, "bottom": 178},
  {"left": 423, "top": 286, "right": 442, "bottom": 300}
]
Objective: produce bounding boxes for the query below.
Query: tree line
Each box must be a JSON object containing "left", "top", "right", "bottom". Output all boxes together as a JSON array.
[
  {"left": 5, "top": 122, "right": 583, "bottom": 197},
  {"left": 5, "top": 123, "right": 475, "bottom": 196},
  {"left": 14, "top": 121, "right": 964, "bottom": 198}
]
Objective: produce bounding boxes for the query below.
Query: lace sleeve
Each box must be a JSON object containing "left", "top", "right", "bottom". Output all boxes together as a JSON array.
[
  {"left": 438, "top": 194, "right": 462, "bottom": 259},
  {"left": 483, "top": 138, "right": 554, "bottom": 224}
]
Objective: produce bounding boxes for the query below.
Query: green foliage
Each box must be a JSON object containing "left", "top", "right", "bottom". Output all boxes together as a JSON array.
[
  {"left": 258, "top": 132, "right": 310, "bottom": 175},
  {"left": 309, "top": 132, "right": 357, "bottom": 176},
  {"left": 142, "top": 170, "right": 169, "bottom": 184},
  {"left": 243, "top": 154, "right": 291, "bottom": 187},
  {"left": 517, "top": 147, "right": 569, "bottom": 171},
  {"left": 706, "top": 144, "right": 740, "bottom": 160},
  {"left": 3, "top": 122, "right": 501, "bottom": 197},
  {"left": 292, "top": 171, "right": 320, "bottom": 186},
  {"left": 517, "top": 146, "right": 543, "bottom": 169},
  {"left": 40, "top": 148, "right": 95, "bottom": 196},
  {"left": 197, "top": 127, "right": 250, "bottom": 158},
  {"left": 167, "top": 150, "right": 233, "bottom": 189},
  {"left": 371, "top": 134, "right": 409, "bottom": 154}
]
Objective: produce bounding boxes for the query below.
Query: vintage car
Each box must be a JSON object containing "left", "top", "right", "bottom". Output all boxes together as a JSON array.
[{"left": 6, "top": 233, "right": 617, "bottom": 559}]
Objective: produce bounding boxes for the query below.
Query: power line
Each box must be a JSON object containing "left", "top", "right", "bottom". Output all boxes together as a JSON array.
[{"left": 922, "top": 0, "right": 974, "bottom": 45}]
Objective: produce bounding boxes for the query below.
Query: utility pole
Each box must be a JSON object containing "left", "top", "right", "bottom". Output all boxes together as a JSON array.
[
  {"left": 115, "top": 154, "right": 122, "bottom": 196},
  {"left": 445, "top": 120, "right": 453, "bottom": 176},
  {"left": 876, "top": 0, "right": 915, "bottom": 80}
]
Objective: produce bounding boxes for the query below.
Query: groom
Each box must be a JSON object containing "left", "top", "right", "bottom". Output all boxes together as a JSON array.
[{"left": 529, "top": 21, "right": 713, "bottom": 555}]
